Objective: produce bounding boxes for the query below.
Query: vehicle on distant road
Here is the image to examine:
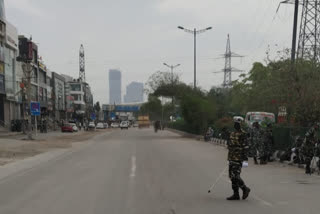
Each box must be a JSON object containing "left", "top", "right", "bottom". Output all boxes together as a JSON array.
[
  {"left": 61, "top": 123, "right": 74, "bottom": 132},
  {"left": 96, "top": 122, "right": 104, "bottom": 129},
  {"left": 120, "top": 121, "right": 129, "bottom": 130},
  {"left": 88, "top": 122, "right": 96, "bottom": 130},
  {"left": 133, "top": 123, "right": 139, "bottom": 127},
  {"left": 103, "top": 123, "right": 109, "bottom": 129},
  {"left": 111, "top": 122, "right": 120, "bottom": 128},
  {"left": 138, "top": 115, "right": 150, "bottom": 128},
  {"left": 245, "top": 112, "right": 275, "bottom": 128},
  {"left": 69, "top": 123, "right": 78, "bottom": 132}
]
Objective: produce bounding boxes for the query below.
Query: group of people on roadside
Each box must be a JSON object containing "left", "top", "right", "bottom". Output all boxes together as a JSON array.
[
  {"left": 204, "top": 127, "right": 214, "bottom": 141},
  {"left": 248, "top": 122, "right": 274, "bottom": 165},
  {"left": 289, "top": 123, "right": 320, "bottom": 174}
]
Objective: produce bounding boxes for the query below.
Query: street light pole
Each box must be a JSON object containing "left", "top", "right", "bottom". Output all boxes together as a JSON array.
[
  {"left": 163, "top": 63, "right": 181, "bottom": 84},
  {"left": 194, "top": 29, "right": 196, "bottom": 89},
  {"left": 178, "top": 26, "right": 212, "bottom": 89},
  {"left": 163, "top": 63, "right": 180, "bottom": 107}
]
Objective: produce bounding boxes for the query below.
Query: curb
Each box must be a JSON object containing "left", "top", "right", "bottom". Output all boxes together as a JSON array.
[{"left": 166, "top": 128, "right": 204, "bottom": 141}]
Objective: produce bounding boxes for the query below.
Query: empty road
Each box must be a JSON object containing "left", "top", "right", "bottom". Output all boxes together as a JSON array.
[{"left": 0, "top": 128, "right": 319, "bottom": 214}]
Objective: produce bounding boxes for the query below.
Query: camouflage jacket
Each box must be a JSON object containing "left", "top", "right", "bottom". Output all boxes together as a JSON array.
[
  {"left": 305, "top": 127, "right": 317, "bottom": 143},
  {"left": 301, "top": 140, "right": 315, "bottom": 157},
  {"left": 249, "top": 127, "right": 263, "bottom": 147},
  {"left": 302, "top": 127, "right": 318, "bottom": 156},
  {"left": 228, "top": 129, "right": 249, "bottom": 162}
]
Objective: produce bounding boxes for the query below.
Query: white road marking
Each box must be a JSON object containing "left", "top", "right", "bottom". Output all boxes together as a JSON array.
[
  {"left": 252, "top": 195, "right": 273, "bottom": 207},
  {"left": 130, "top": 156, "right": 136, "bottom": 178}
]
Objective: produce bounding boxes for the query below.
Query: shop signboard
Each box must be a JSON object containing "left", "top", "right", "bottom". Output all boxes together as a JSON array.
[{"left": 30, "top": 102, "right": 41, "bottom": 116}]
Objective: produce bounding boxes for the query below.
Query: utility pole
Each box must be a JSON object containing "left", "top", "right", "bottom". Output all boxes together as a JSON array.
[
  {"left": 291, "top": 0, "right": 300, "bottom": 65},
  {"left": 17, "top": 37, "right": 34, "bottom": 140},
  {"left": 178, "top": 26, "right": 212, "bottom": 89},
  {"left": 194, "top": 29, "right": 196, "bottom": 89},
  {"left": 22, "top": 63, "right": 33, "bottom": 140}
]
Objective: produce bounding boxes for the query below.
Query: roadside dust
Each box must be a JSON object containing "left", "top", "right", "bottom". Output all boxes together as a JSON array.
[{"left": 0, "top": 130, "right": 110, "bottom": 166}]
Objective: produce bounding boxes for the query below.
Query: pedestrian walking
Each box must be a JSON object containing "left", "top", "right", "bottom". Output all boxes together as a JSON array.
[{"left": 226, "top": 119, "right": 251, "bottom": 200}]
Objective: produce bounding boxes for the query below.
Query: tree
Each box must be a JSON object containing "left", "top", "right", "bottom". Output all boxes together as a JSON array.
[
  {"left": 94, "top": 101, "right": 101, "bottom": 113},
  {"left": 145, "top": 71, "right": 180, "bottom": 95}
]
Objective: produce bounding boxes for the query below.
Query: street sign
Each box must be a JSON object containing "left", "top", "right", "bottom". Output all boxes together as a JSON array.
[
  {"left": 90, "top": 113, "right": 96, "bottom": 120},
  {"left": 115, "top": 105, "right": 140, "bottom": 112},
  {"left": 30, "top": 102, "right": 40, "bottom": 116}
]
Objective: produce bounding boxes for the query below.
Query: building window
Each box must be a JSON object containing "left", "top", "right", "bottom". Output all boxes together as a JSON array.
[
  {"left": 72, "top": 94, "right": 82, "bottom": 101},
  {"left": 31, "top": 85, "right": 38, "bottom": 101},
  {"left": 44, "top": 89, "right": 47, "bottom": 101},
  {"left": 31, "top": 67, "right": 38, "bottom": 84},
  {"left": 39, "top": 70, "right": 46, "bottom": 84},
  {"left": 46, "top": 77, "right": 51, "bottom": 86},
  {"left": 4, "top": 48, "right": 16, "bottom": 99},
  {"left": 39, "top": 87, "right": 43, "bottom": 101},
  {"left": 70, "top": 84, "right": 81, "bottom": 91},
  {"left": 0, "top": 74, "right": 4, "bottom": 94},
  {"left": 32, "top": 50, "right": 37, "bottom": 64}
]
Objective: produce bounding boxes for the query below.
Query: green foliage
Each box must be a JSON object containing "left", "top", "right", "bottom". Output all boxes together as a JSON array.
[
  {"left": 214, "top": 117, "right": 234, "bottom": 130},
  {"left": 140, "top": 95, "right": 162, "bottom": 121},
  {"left": 167, "top": 119, "right": 199, "bottom": 135},
  {"left": 94, "top": 101, "right": 101, "bottom": 113},
  {"left": 180, "top": 91, "right": 217, "bottom": 135},
  {"left": 143, "top": 56, "right": 320, "bottom": 142}
]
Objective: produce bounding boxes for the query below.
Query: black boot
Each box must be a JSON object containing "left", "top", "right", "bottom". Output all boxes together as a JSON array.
[
  {"left": 306, "top": 164, "right": 311, "bottom": 174},
  {"left": 227, "top": 187, "right": 240, "bottom": 201},
  {"left": 242, "top": 187, "right": 251, "bottom": 200},
  {"left": 226, "top": 193, "right": 240, "bottom": 200}
]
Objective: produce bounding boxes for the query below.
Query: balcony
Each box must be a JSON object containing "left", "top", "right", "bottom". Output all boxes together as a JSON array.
[
  {"left": 73, "top": 100, "right": 85, "bottom": 105},
  {"left": 70, "top": 91, "right": 84, "bottom": 95}
]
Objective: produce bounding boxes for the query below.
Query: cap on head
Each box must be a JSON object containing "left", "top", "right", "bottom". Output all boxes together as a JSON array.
[{"left": 234, "top": 117, "right": 244, "bottom": 124}]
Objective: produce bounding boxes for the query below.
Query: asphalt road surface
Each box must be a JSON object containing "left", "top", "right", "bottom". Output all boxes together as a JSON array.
[{"left": 0, "top": 128, "right": 319, "bottom": 214}]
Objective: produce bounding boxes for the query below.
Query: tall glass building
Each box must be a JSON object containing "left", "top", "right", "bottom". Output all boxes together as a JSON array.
[
  {"left": 109, "top": 69, "right": 122, "bottom": 104},
  {"left": 124, "top": 82, "right": 144, "bottom": 103}
]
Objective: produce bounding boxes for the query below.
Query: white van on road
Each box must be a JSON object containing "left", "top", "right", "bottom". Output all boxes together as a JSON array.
[{"left": 245, "top": 112, "right": 275, "bottom": 128}]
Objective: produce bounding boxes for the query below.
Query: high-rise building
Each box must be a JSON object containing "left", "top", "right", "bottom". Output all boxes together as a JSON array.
[
  {"left": 0, "top": 0, "right": 5, "bottom": 20},
  {"left": 109, "top": 69, "right": 121, "bottom": 104},
  {"left": 124, "top": 82, "right": 144, "bottom": 103}
]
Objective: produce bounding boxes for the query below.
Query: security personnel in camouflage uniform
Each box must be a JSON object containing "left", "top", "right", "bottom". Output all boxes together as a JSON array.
[
  {"left": 249, "top": 122, "right": 262, "bottom": 164},
  {"left": 227, "top": 119, "right": 251, "bottom": 200},
  {"left": 261, "top": 123, "right": 274, "bottom": 164},
  {"left": 315, "top": 141, "right": 320, "bottom": 172},
  {"left": 302, "top": 123, "right": 319, "bottom": 174}
]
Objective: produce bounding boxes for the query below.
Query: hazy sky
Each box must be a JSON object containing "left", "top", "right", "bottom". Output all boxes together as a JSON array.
[{"left": 5, "top": 0, "right": 295, "bottom": 104}]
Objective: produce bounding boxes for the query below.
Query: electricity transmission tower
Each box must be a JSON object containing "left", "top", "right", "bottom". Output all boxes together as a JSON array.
[
  {"left": 213, "top": 34, "right": 243, "bottom": 87},
  {"left": 297, "top": 0, "right": 320, "bottom": 63},
  {"left": 280, "top": 0, "right": 320, "bottom": 63},
  {"left": 79, "top": 44, "right": 86, "bottom": 82}
]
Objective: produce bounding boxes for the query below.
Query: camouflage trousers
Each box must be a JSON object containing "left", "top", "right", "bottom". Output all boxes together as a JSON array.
[{"left": 229, "top": 161, "right": 246, "bottom": 193}]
